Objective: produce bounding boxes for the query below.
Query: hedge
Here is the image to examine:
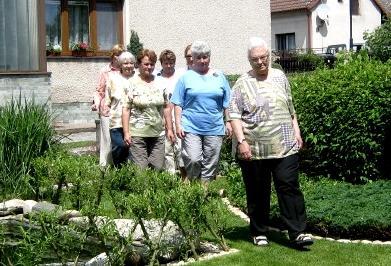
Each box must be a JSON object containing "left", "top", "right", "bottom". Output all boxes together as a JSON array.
[{"left": 290, "top": 57, "right": 391, "bottom": 182}]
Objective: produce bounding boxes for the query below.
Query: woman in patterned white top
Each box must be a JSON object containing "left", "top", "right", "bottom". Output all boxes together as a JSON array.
[
  {"left": 105, "top": 51, "right": 136, "bottom": 167},
  {"left": 228, "top": 37, "right": 313, "bottom": 248}
]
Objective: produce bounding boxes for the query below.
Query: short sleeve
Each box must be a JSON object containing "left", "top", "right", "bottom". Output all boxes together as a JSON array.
[
  {"left": 227, "top": 79, "right": 244, "bottom": 120},
  {"left": 170, "top": 76, "right": 185, "bottom": 107}
]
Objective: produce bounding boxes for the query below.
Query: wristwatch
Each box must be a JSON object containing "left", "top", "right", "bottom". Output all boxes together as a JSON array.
[{"left": 238, "top": 137, "right": 246, "bottom": 145}]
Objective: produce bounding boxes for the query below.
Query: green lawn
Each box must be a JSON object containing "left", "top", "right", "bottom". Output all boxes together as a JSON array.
[{"left": 191, "top": 213, "right": 391, "bottom": 266}]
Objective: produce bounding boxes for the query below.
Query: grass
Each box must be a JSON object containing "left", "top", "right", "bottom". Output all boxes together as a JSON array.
[
  {"left": 191, "top": 213, "right": 391, "bottom": 266},
  {"left": 60, "top": 140, "right": 96, "bottom": 149}
]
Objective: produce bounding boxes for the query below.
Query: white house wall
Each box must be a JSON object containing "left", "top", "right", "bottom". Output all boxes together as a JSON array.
[
  {"left": 124, "top": 0, "right": 270, "bottom": 74},
  {"left": 311, "top": 0, "right": 382, "bottom": 49},
  {"left": 271, "top": 11, "right": 308, "bottom": 51}
]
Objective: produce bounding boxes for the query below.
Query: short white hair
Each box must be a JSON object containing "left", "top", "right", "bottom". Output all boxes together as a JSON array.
[
  {"left": 191, "top": 41, "right": 211, "bottom": 56},
  {"left": 248, "top": 37, "right": 269, "bottom": 54},
  {"left": 118, "top": 51, "right": 136, "bottom": 64}
]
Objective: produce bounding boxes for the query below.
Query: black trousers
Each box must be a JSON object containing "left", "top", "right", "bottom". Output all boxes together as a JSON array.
[{"left": 238, "top": 154, "right": 307, "bottom": 240}]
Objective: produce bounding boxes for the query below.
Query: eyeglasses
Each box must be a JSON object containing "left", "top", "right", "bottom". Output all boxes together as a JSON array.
[
  {"left": 185, "top": 55, "right": 192, "bottom": 58},
  {"left": 250, "top": 55, "right": 269, "bottom": 63}
]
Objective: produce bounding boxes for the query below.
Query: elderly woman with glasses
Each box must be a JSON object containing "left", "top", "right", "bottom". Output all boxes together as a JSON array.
[
  {"left": 171, "top": 41, "right": 231, "bottom": 182},
  {"left": 228, "top": 37, "right": 313, "bottom": 247},
  {"left": 105, "top": 51, "right": 136, "bottom": 167}
]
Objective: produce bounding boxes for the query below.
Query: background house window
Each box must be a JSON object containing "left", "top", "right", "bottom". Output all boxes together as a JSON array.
[
  {"left": 0, "top": 0, "right": 39, "bottom": 71},
  {"left": 46, "top": 0, "right": 61, "bottom": 48},
  {"left": 276, "top": 33, "right": 296, "bottom": 51},
  {"left": 45, "top": 0, "right": 123, "bottom": 55},
  {"left": 68, "top": 0, "right": 89, "bottom": 47},
  {"left": 352, "top": 0, "right": 360, "bottom": 15}
]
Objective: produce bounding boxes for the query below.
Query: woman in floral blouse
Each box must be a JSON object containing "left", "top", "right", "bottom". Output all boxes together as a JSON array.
[{"left": 122, "top": 49, "right": 175, "bottom": 170}]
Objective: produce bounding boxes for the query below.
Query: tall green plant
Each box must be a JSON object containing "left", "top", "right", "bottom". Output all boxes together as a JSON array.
[
  {"left": 0, "top": 96, "right": 57, "bottom": 198},
  {"left": 127, "top": 30, "right": 143, "bottom": 58}
]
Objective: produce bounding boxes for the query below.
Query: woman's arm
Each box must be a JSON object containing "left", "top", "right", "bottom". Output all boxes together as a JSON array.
[
  {"left": 122, "top": 106, "right": 131, "bottom": 146},
  {"left": 231, "top": 119, "right": 251, "bottom": 160},
  {"left": 164, "top": 103, "right": 175, "bottom": 143},
  {"left": 291, "top": 114, "right": 303, "bottom": 149},
  {"left": 174, "top": 105, "right": 185, "bottom": 139}
]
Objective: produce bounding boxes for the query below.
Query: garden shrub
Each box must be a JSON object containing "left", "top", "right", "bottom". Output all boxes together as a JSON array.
[
  {"left": 364, "top": 18, "right": 391, "bottom": 62},
  {"left": 0, "top": 97, "right": 57, "bottom": 198},
  {"left": 290, "top": 57, "right": 391, "bottom": 182}
]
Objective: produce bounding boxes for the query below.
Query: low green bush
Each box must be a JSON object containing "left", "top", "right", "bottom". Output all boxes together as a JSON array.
[
  {"left": 220, "top": 164, "right": 391, "bottom": 241},
  {"left": 290, "top": 57, "right": 391, "bottom": 182},
  {"left": 0, "top": 97, "right": 57, "bottom": 198}
]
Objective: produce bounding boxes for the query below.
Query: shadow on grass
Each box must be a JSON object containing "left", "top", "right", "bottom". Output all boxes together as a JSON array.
[{"left": 224, "top": 225, "right": 312, "bottom": 251}]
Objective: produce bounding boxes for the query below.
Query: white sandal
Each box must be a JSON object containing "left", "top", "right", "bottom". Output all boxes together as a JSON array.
[{"left": 253, "top": 235, "right": 269, "bottom": 246}]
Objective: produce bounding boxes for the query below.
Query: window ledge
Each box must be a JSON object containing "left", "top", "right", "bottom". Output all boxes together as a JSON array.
[{"left": 0, "top": 72, "right": 51, "bottom": 77}]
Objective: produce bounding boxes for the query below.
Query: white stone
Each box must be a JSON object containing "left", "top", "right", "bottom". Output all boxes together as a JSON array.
[
  {"left": 372, "top": 240, "right": 384, "bottom": 245},
  {"left": 113, "top": 218, "right": 137, "bottom": 238},
  {"left": 361, "top": 240, "right": 373, "bottom": 244},
  {"left": 23, "top": 200, "right": 38, "bottom": 214},
  {"left": 85, "top": 252, "right": 108, "bottom": 266},
  {"left": 1, "top": 199, "right": 25, "bottom": 209},
  {"left": 351, "top": 240, "right": 361, "bottom": 243},
  {"left": 69, "top": 216, "right": 89, "bottom": 226},
  {"left": 325, "top": 237, "right": 335, "bottom": 241},
  {"left": 312, "top": 235, "right": 323, "bottom": 240},
  {"left": 383, "top": 241, "right": 391, "bottom": 245},
  {"left": 337, "top": 239, "right": 351, "bottom": 243}
]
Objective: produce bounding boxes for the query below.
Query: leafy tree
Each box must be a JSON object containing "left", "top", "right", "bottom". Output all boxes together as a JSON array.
[
  {"left": 363, "top": 19, "right": 391, "bottom": 62},
  {"left": 127, "top": 30, "right": 143, "bottom": 58}
]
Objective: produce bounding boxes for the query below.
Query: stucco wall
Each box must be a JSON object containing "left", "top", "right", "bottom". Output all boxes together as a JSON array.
[
  {"left": 311, "top": 0, "right": 382, "bottom": 49},
  {"left": 47, "top": 57, "right": 108, "bottom": 103},
  {"left": 271, "top": 11, "right": 308, "bottom": 51},
  {"left": 124, "top": 0, "right": 270, "bottom": 74}
]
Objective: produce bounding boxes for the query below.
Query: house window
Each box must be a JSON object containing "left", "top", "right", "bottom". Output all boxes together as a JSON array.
[
  {"left": 352, "top": 0, "right": 359, "bottom": 15},
  {"left": 276, "top": 33, "right": 296, "bottom": 51},
  {"left": 45, "top": 0, "right": 123, "bottom": 55},
  {"left": 0, "top": 0, "right": 40, "bottom": 71}
]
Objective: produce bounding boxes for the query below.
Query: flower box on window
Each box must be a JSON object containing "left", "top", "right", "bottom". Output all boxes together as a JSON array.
[{"left": 71, "top": 42, "right": 94, "bottom": 57}]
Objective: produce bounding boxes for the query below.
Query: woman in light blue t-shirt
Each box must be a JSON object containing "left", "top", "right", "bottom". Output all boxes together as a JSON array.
[{"left": 170, "top": 41, "right": 231, "bottom": 182}]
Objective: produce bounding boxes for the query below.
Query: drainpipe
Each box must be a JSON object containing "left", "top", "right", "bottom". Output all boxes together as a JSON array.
[
  {"left": 349, "top": 0, "right": 353, "bottom": 49},
  {"left": 307, "top": 10, "right": 312, "bottom": 50}
]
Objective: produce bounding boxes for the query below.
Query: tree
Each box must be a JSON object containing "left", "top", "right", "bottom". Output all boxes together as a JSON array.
[
  {"left": 127, "top": 30, "right": 143, "bottom": 58},
  {"left": 363, "top": 19, "right": 391, "bottom": 62}
]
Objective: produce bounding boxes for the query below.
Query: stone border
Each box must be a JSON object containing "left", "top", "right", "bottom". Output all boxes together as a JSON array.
[{"left": 221, "top": 198, "right": 391, "bottom": 246}]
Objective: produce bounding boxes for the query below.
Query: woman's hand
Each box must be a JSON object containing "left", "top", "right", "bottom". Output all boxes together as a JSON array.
[
  {"left": 225, "top": 121, "right": 233, "bottom": 138},
  {"left": 295, "top": 133, "right": 303, "bottom": 150},
  {"left": 166, "top": 129, "right": 176, "bottom": 144},
  {"left": 123, "top": 133, "right": 132, "bottom": 146},
  {"left": 238, "top": 141, "right": 252, "bottom": 160},
  {"left": 175, "top": 125, "right": 185, "bottom": 139}
]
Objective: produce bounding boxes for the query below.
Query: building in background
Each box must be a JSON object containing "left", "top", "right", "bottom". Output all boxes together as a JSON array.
[
  {"left": 271, "top": 0, "right": 390, "bottom": 53},
  {"left": 1, "top": 0, "right": 270, "bottom": 127}
]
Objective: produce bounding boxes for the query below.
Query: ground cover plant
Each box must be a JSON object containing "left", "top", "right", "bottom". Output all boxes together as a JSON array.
[
  {"left": 216, "top": 159, "right": 391, "bottom": 241},
  {"left": 0, "top": 97, "right": 57, "bottom": 199}
]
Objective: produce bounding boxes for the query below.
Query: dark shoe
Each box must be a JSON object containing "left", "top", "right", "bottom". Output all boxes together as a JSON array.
[
  {"left": 292, "top": 233, "right": 314, "bottom": 247},
  {"left": 253, "top": 235, "right": 269, "bottom": 246}
]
